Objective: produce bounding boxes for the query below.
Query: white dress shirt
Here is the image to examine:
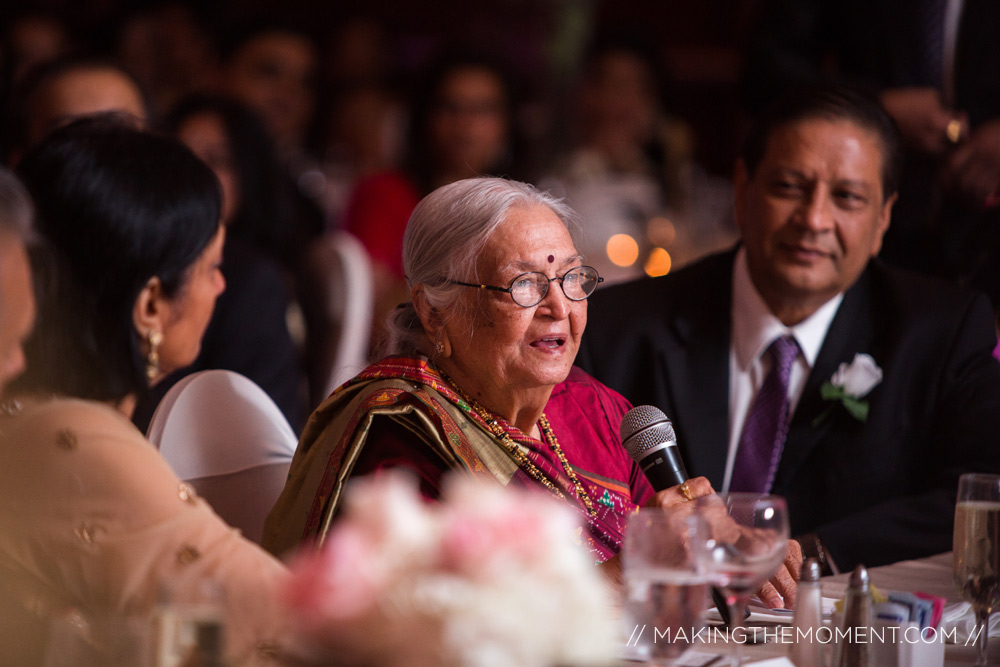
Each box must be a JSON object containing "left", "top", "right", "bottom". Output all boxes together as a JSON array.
[{"left": 722, "top": 249, "right": 844, "bottom": 492}]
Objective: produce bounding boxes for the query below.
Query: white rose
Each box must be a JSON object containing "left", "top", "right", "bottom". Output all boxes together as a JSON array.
[{"left": 830, "top": 353, "right": 883, "bottom": 397}]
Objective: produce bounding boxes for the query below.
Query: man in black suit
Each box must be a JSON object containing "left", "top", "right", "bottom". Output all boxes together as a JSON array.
[{"left": 578, "top": 87, "right": 1000, "bottom": 573}]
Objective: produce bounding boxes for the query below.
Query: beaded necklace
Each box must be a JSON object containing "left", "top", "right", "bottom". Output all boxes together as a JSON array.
[{"left": 439, "top": 370, "right": 597, "bottom": 519}]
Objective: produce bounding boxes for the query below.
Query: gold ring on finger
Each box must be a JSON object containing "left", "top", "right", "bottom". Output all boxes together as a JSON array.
[{"left": 679, "top": 481, "right": 694, "bottom": 502}]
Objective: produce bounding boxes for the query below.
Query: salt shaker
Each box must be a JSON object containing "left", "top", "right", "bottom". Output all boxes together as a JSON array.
[
  {"left": 790, "top": 557, "right": 823, "bottom": 667},
  {"left": 834, "top": 564, "right": 871, "bottom": 667}
]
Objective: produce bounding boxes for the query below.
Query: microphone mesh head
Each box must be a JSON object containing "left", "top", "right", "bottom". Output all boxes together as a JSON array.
[{"left": 620, "top": 405, "right": 677, "bottom": 460}]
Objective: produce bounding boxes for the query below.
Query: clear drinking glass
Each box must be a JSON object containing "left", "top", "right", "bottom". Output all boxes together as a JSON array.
[
  {"left": 42, "top": 611, "right": 155, "bottom": 667},
  {"left": 953, "top": 473, "right": 1000, "bottom": 667},
  {"left": 622, "top": 509, "right": 711, "bottom": 666},
  {"left": 693, "top": 493, "right": 789, "bottom": 667}
]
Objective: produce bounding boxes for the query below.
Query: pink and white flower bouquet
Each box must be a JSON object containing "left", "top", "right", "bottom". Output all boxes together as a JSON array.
[{"left": 282, "top": 472, "right": 618, "bottom": 667}]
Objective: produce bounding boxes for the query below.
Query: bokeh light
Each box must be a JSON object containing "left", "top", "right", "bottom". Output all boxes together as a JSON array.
[
  {"left": 644, "top": 247, "right": 672, "bottom": 277},
  {"left": 607, "top": 233, "right": 639, "bottom": 267}
]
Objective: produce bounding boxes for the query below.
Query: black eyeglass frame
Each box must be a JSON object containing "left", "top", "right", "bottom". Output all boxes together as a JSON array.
[{"left": 444, "top": 265, "right": 604, "bottom": 308}]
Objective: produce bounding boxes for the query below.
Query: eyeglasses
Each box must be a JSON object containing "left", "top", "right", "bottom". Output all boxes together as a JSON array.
[{"left": 445, "top": 265, "right": 604, "bottom": 308}]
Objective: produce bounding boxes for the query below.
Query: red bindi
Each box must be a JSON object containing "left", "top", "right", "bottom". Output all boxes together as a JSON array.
[{"left": 547, "top": 254, "right": 554, "bottom": 263}]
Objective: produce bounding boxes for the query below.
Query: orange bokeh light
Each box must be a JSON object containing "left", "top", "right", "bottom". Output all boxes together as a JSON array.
[{"left": 606, "top": 234, "right": 639, "bottom": 267}]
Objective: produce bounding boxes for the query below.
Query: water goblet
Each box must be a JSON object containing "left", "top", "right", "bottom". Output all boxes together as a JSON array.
[
  {"left": 953, "top": 473, "right": 1000, "bottom": 667},
  {"left": 622, "top": 508, "right": 711, "bottom": 666},
  {"left": 693, "top": 493, "right": 789, "bottom": 667}
]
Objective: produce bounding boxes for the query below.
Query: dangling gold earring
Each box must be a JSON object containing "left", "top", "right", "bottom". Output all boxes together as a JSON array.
[{"left": 146, "top": 330, "right": 163, "bottom": 381}]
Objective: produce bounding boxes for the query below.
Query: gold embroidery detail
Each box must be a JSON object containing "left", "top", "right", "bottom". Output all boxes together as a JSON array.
[
  {"left": 176, "top": 544, "right": 201, "bottom": 566},
  {"left": 75, "top": 524, "right": 98, "bottom": 545},
  {"left": 56, "top": 429, "right": 78, "bottom": 450},
  {"left": 178, "top": 483, "right": 197, "bottom": 504},
  {"left": 65, "top": 609, "right": 89, "bottom": 633}
]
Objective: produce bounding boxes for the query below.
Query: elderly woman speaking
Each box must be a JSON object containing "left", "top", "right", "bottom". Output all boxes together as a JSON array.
[{"left": 264, "top": 177, "right": 712, "bottom": 568}]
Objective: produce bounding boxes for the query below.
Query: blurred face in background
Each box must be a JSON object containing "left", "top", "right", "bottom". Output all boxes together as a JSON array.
[
  {"left": 427, "top": 66, "right": 509, "bottom": 182},
  {"left": 579, "top": 50, "right": 657, "bottom": 152},
  {"left": 222, "top": 31, "right": 317, "bottom": 154},
  {"left": 175, "top": 111, "right": 240, "bottom": 226},
  {"left": 6, "top": 14, "right": 71, "bottom": 86},
  {"left": 116, "top": 3, "right": 219, "bottom": 118},
  {"left": 24, "top": 66, "right": 147, "bottom": 149}
]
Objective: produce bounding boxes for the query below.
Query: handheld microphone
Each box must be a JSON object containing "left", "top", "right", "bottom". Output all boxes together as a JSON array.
[
  {"left": 620, "top": 404, "right": 737, "bottom": 624},
  {"left": 620, "top": 405, "right": 688, "bottom": 492}
]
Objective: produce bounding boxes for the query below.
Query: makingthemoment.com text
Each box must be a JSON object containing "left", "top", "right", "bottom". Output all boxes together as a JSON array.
[{"left": 625, "top": 624, "right": 969, "bottom": 647}]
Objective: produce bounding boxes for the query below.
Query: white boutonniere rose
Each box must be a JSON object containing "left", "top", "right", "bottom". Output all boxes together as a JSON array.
[{"left": 814, "top": 353, "right": 883, "bottom": 425}]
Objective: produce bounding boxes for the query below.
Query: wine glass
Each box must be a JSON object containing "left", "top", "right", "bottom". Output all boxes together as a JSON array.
[
  {"left": 953, "top": 473, "right": 1000, "bottom": 667},
  {"left": 621, "top": 509, "right": 711, "bottom": 666},
  {"left": 693, "top": 493, "right": 789, "bottom": 667}
]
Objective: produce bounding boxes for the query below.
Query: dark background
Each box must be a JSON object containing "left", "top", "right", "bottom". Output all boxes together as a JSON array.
[{"left": 3, "top": 0, "right": 766, "bottom": 175}]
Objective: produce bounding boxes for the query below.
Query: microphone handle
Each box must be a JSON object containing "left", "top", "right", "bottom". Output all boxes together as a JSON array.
[
  {"left": 711, "top": 587, "right": 734, "bottom": 627},
  {"left": 637, "top": 445, "right": 689, "bottom": 491},
  {"left": 638, "top": 447, "right": 736, "bottom": 626}
]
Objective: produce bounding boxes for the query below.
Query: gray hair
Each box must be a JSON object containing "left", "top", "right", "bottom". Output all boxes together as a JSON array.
[{"left": 384, "top": 177, "right": 577, "bottom": 355}]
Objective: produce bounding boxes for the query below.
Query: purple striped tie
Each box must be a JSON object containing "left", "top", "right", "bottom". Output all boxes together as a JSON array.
[{"left": 730, "top": 336, "right": 800, "bottom": 493}]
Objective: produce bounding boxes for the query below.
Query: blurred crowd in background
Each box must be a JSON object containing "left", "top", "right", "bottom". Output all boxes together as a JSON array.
[
  {"left": 0, "top": 0, "right": 749, "bottom": 424},
  {"left": 1, "top": 0, "right": 744, "bottom": 280},
  {"left": 4, "top": 0, "right": 999, "bottom": 433}
]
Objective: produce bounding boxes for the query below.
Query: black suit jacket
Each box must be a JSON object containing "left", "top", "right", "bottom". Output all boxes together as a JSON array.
[{"left": 577, "top": 249, "right": 1000, "bottom": 570}]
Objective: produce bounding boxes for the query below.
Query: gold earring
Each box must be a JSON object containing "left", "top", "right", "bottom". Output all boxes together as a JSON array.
[
  {"left": 146, "top": 330, "right": 163, "bottom": 381},
  {"left": 434, "top": 336, "right": 452, "bottom": 358}
]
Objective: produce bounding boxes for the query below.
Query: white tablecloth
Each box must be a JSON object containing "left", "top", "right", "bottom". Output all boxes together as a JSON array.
[
  {"left": 820, "top": 552, "right": 997, "bottom": 666},
  {"left": 636, "top": 552, "right": 998, "bottom": 666}
]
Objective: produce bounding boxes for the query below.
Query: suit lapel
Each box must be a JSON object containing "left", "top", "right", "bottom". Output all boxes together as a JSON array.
[
  {"left": 665, "top": 253, "right": 734, "bottom": 486},
  {"left": 774, "top": 269, "right": 875, "bottom": 487}
]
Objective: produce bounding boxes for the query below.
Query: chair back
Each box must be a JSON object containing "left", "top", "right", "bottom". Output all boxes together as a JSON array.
[
  {"left": 298, "top": 231, "right": 374, "bottom": 406},
  {"left": 147, "top": 370, "right": 298, "bottom": 543}
]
